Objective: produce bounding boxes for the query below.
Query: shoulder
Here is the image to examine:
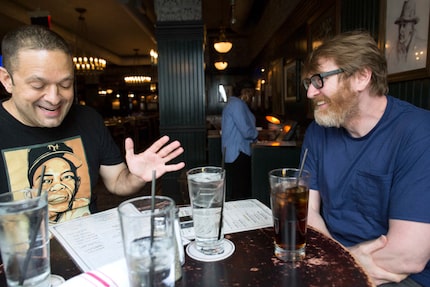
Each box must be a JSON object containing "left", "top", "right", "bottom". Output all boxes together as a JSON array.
[
  {"left": 387, "top": 96, "right": 430, "bottom": 122},
  {"left": 384, "top": 96, "right": 430, "bottom": 143}
]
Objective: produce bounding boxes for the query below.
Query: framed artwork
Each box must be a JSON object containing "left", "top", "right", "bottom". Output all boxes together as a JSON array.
[
  {"left": 380, "top": 0, "right": 430, "bottom": 82},
  {"left": 267, "top": 58, "right": 284, "bottom": 115},
  {"left": 283, "top": 60, "right": 302, "bottom": 103}
]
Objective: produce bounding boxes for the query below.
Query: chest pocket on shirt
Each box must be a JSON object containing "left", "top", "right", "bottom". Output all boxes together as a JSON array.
[{"left": 352, "top": 170, "right": 393, "bottom": 220}]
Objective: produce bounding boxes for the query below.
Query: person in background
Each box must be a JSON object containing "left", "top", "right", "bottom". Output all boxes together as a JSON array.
[
  {"left": 221, "top": 79, "right": 258, "bottom": 200},
  {"left": 0, "top": 25, "right": 185, "bottom": 222},
  {"left": 301, "top": 30, "right": 430, "bottom": 287}
]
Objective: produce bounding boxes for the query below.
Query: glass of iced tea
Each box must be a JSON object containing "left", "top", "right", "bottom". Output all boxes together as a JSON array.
[{"left": 269, "top": 168, "right": 310, "bottom": 261}]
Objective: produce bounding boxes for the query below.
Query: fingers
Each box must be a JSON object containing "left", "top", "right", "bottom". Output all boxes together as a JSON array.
[
  {"left": 150, "top": 137, "right": 183, "bottom": 160},
  {"left": 361, "top": 235, "right": 387, "bottom": 254},
  {"left": 124, "top": 138, "right": 135, "bottom": 156},
  {"left": 147, "top": 135, "right": 170, "bottom": 153},
  {"left": 374, "top": 272, "right": 407, "bottom": 286},
  {"left": 349, "top": 236, "right": 406, "bottom": 285},
  {"left": 160, "top": 143, "right": 184, "bottom": 161},
  {"left": 163, "top": 162, "right": 186, "bottom": 173}
]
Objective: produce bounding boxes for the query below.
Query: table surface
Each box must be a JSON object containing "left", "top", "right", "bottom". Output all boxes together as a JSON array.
[{"left": 1, "top": 226, "right": 373, "bottom": 287}]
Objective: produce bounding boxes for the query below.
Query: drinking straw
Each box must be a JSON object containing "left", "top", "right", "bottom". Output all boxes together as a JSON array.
[
  {"left": 217, "top": 167, "right": 225, "bottom": 241},
  {"left": 20, "top": 165, "right": 46, "bottom": 285},
  {"left": 297, "top": 148, "right": 309, "bottom": 186},
  {"left": 150, "top": 170, "right": 156, "bottom": 217},
  {"left": 37, "top": 165, "right": 45, "bottom": 196},
  {"left": 222, "top": 146, "right": 226, "bottom": 170},
  {"left": 150, "top": 169, "right": 156, "bottom": 247},
  {"left": 149, "top": 170, "right": 156, "bottom": 285}
]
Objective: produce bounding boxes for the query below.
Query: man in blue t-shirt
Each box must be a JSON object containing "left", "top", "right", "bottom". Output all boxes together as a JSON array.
[{"left": 301, "top": 31, "right": 430, "bottom": 287}]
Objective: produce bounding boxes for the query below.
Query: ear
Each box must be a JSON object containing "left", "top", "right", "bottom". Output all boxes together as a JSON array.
[
  {"left": 352, "top": 68, "right": 372, "bottom": 92},
  {"left": 0, "top": 67, "right": 13, "bottom": 94}
]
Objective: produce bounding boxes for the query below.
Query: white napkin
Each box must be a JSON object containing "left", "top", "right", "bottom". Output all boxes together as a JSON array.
[{"left": 59, "top": 258, "right": 129, "bottom": 287}]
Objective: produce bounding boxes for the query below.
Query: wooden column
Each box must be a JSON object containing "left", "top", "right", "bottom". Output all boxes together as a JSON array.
[{"left": 154, "top": 0, "right": 206, "bottom": 202}]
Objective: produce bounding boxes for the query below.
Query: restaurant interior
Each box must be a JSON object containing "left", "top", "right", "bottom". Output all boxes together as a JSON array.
[{"left": 0, "top": 0, "right": 430, "bottom": 207}]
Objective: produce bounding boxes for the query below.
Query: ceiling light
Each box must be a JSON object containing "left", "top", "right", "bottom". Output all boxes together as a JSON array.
[
  {"left": 124, "top": 49, "right": 151, "bottom": 85},
  {"left": 214, "top": 61, "right": 228, "bottom": 70},
  {"left": 213, "top": 27, "right": 232, "bottom": 54},
  {"left": 150, "top": 49, "right": 158, "bottom": 65},
  {"left": 73, "top": 8, "right": 106, "bottom": 73},
  {"left": 124, "top": 76, "right": 152, "bottom": 84}
]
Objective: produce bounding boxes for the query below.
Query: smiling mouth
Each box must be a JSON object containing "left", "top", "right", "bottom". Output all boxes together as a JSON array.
[
  {"left": 313, "top": 100, "right": 327, "bottom": 109},
  {"left": 39, "top": 105, "right": 60, "bottom": 112}
]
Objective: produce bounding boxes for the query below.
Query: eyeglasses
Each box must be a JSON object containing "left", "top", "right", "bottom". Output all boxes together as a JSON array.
[{"left": 303, "top": 68, "right": 344, "bottom": 90}]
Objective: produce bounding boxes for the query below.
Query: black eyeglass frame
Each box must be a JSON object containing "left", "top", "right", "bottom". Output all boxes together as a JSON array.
[{"left": 303, "top": 68, "right": 344, "bottom": 90}]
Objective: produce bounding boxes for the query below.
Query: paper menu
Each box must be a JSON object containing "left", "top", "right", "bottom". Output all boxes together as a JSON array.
[
  {"left": 50, "top": 199, "right": 273, "bottom": 272},
  {"left": 50, "top": 208, "right": 123, "bottom": 272},
  {"left": 178, "top": 199, "right": 273, "bottom": 240}
]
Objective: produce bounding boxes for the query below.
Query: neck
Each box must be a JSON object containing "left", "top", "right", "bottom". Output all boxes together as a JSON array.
[{"left": 343, "top": 94, "right": 387, "bottom": 138}]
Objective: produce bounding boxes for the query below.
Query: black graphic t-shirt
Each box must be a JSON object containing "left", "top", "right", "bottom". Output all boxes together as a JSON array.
[{"left": 0, "top": 101, "right": 123, "bottom": 223}]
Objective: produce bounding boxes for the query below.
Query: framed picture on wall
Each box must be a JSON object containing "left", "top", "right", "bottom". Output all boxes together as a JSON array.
[
  {"left": 283, "top": 60, "right": 302, "bottom": 103},
  {"left": 267, "top": 58, "right": 284, "bottom": 115},
  {"left": 380, "top": 0, "right": 430, "bottom": 82}
]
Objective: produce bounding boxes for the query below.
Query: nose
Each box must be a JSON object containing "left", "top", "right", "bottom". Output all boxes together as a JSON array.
[
  {"left": 44, "top": 85, "right": 62, "bottom": 105},
  {"left": 306, "top": 84, "right": 320, "bottom": 99}
]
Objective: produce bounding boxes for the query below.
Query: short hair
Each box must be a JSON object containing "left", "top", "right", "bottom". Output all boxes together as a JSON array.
[
  {"left": 302, "top": 30, "right": 388, "bottom": 95},
  {"left": 1, "top": 25, "right": 72, "bottom": 74}
]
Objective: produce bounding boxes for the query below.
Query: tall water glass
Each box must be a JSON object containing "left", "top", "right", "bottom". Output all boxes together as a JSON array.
[
  {"left": 187, "top": 166, "right": 225, "bottom": 255},
  {"left": 0, "top": 189, "right": 50, "bottom": 287},
  {"left": 118, "top": 196, "right": 176, "bottom": 287}
]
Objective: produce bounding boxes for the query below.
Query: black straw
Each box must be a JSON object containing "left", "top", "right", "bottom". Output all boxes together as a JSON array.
[
  {"left": 297, "top": 148, "right": 308, "bottom": 186},
  {"left": 217, "top": 168, "right": 225, "bottom": 241},
  {"left": 20, "top": 165, "right": 46, "bottom": 285},
  {"left": 150, "top": 169, "right": 156, "bottom": 247},
  {"left": 149, "top": 170, "right": 156, "bottom": 285},
  {"left": 222, "top": 146, "right": 226, "bottom": 170}
]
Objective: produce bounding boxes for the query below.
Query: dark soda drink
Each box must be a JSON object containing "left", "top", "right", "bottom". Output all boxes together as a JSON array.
[{"left": 271, "top": 184, "right": 309, "bottom": 260}]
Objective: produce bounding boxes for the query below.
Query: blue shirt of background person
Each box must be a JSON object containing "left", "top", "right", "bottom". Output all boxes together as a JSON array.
[{"left": 221, "top": 95, "right": 258, "bottom": 163}]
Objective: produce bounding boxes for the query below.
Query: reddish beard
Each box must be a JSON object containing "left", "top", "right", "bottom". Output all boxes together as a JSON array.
[{"left": 313, "top": 81, "right": 358, "bottom": 128}]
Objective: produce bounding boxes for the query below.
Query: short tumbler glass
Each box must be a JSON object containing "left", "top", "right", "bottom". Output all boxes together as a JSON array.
[
  {"left": 0, "top": 189, "right": 50, "bottom": 287},
  {"left": 118, "top": 196, "right": 176, "bottom": 287}
]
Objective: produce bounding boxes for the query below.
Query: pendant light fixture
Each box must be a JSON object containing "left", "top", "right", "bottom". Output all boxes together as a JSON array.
[
  {"left": 124, "top": 49, "right": 152, "bottom": 85},
  {"left": 213, "top": 27, "right": 232, "bottom": 54},
  {"left": 214, "top": 60, "right": 228, "bottom": 70},
  {"left": 73, "top": 8, "right": 106, "bottom": 73}
]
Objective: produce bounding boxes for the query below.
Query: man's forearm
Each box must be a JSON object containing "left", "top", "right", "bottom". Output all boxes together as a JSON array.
[
  {"left": 104, "top": 167, "right": 147, "bottom": 196},
  {"left": 307, "top": 209, "right": 332, "bottom": 239}
]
